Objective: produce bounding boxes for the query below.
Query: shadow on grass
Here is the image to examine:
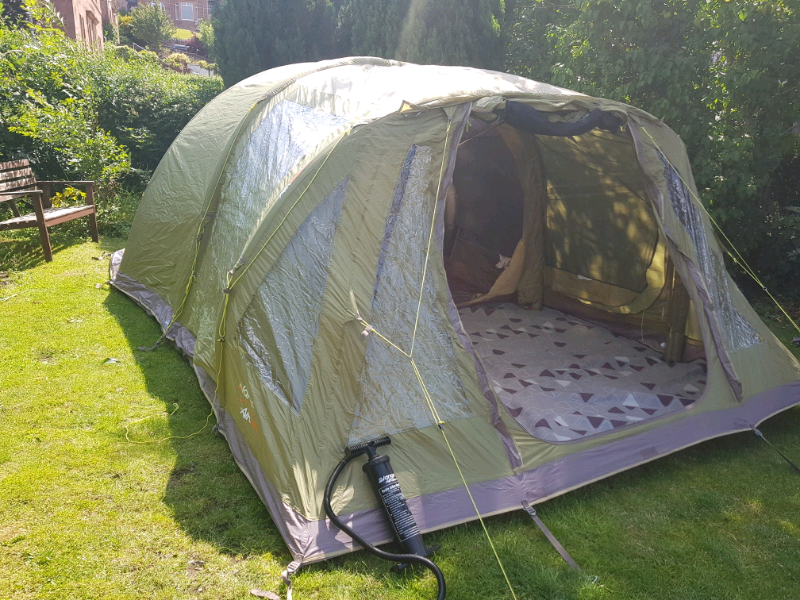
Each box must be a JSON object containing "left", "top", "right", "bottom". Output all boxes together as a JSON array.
[
  {"left": 104, "top": 287, "right": 290, "bottom": 561},
  {"left": 0, "top": 228, "right": 82, "bottom": 270}
]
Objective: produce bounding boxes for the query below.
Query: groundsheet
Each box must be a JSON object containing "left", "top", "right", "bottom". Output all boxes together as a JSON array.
[{"left": 458, "top": 303, "right": 707, "bottom": 442}]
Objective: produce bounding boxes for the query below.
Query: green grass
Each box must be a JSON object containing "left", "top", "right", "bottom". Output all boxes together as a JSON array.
[
  {"left": 1, "top": 231, "right": 799, "bottom": 599},
  {"left": 173, "top": 29, "right": 193, "bottom": 41}
]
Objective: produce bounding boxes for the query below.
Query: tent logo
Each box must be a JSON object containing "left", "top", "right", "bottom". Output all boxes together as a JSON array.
[{"left": 237, "top": 384, "right": 259, "bottom": 432}]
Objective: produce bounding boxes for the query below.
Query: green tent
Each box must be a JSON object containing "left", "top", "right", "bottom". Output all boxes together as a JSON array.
[{"left": 111, "top": 58, "right": 800, "bottom": 564}]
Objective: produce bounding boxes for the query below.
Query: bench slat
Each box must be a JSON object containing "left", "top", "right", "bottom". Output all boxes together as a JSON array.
[
  {"left": 0, "top": 205, "right": 95, "bottom": 230},
  {"left": 0, "top": 176, "right": 37, "bottom": 192},
  {"left": 0, "top": 166, "right": 35, "bottom": 180},
  {"left": 0, "top": 159, "right": 31, "bottom": 172}
]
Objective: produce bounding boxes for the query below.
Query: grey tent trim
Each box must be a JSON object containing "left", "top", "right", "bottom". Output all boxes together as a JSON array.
[
  {"left": 111, "top": 59, "right": 800, "bottom": 564},
  {"left": 111, "top": 249, "right": 799, "bottom": 561}
]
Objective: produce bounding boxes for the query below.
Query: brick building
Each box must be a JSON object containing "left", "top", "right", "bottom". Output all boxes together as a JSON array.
[
  {"left": 53, "top": 0, "right": 122, "bottom": 49},
  {"left": 160, "top": 0, "right": 213, "bottom": 32}
]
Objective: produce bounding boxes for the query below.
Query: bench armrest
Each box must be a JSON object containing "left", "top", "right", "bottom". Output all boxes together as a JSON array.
[
  {"left": 35, "top": 181, "right": 95, "bottom": 208},
  {"left": 36, "top": 180, "right": 95, "bottom": 186},
  {"left": 1, "top": 189, "right": 43, "bottom": 202}
]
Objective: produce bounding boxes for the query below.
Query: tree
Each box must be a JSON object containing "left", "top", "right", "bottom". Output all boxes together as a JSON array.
[
  {"left": 197, "top": 19, "right": 217, "bottom": 61},
  {"left": 338, "top": 0, "right": 506, "bottom": 69},
  {"left": 396, "top": 0, "right": 505, "bottom": 69},
  {"left": 0, "top": 0, "right": 28, "bottom": 25},
  {"left": 337, "top": 0, "right": 411, "bottom": 59},
  {"left": 129, "top": 3, "right": 176, "bottom": 51},
  {"left": 213, "top": 0, "right": 337, "bottom": 86}
]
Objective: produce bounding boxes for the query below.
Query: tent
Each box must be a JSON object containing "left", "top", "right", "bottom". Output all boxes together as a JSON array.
[{"left": 110, "top": 57, "right": 800, "bottom": 565}]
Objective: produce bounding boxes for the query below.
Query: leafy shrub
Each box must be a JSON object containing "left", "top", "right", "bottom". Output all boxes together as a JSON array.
[
  {"left": 164, "top": 52, "right": 190, "bottom": 72},
  {"left": 89, "top": 55, "right": 223, "bottom": 171},
  {"left": 186, "top": 35, "right": 206, "bottom": 56},
  {"left": 117, "top": 14, "right": 143, "bottom": 47},
  {"left": 128, "top": 3, "right": 175, "bottom": 50},
  {"left": 0, "top": 0, "right": 223, "bottom": 237}
]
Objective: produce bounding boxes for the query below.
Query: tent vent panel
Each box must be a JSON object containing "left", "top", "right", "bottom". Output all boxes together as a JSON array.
[
  {"left": 190, "top": 100, "right": 348, "bottom": 358},
  {"left": 662, "top": 160, "right": 761, "bottom": 351},
  {"left": 350, "top": 145, "right": 470, "bottom": 444},
  {"left": 238, "top": 178, "right": 348, "bottom": 413}
]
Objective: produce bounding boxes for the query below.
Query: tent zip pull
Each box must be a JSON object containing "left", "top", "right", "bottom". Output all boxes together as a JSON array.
[
  {"left": 751, "top": 426, "right": 800, "bottom": 475},
  {"left": 521, "top": 500, "right": 581, "bottom": 571}
]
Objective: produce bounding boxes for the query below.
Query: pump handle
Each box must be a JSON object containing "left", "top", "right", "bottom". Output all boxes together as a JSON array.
[{"left": 345, "top": 435, "right": 391, "bottom": 458}]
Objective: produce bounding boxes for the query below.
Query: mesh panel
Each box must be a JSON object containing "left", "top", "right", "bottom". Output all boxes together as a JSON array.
[
  {"left": 192, "top": 101, "right": 348, "bottom": 356},
  {"left": 349, "top": 146, "right": 471, "bottom": 444},
  {"left": 233, "top": 100, "right": 348, "bottom": 205},
  {"left": 662, "top": 160, "right": 761, "bottom": 351},
  {"left": 237, "top": 179, "right": 348, "bottom": 413}
]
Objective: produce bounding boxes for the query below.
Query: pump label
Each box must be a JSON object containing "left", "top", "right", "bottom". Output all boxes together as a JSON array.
[{"left": 378, "top": 476, "right": 421, "bottom": 542}]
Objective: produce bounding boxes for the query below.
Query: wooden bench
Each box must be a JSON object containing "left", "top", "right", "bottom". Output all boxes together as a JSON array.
[{"left": 0, "top": 159, "right": 98, "bottom": 261}]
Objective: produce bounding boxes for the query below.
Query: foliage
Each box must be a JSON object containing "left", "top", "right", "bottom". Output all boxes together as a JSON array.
[
  {"left": 213, "top": 0, "right": 337, "bottom": 86},
  {"left": 0, "top": 0, "right": 130, "bottom": 187},
  {"left": 337, "top": 0, "right": 507, "bottom": 68},
  {"left": 185, "top": 34, "right": 206, "bottom": 56},
  {"left": 394, "top": 0, "right": 505, "bottom": 69},
  {"left": 91, "top": 50, "right": 223, "bottom": 170},
  {"left": 196, "top": 59, "right": 217, "bottom": 73},
  {"left": 1, "top": 0, "right": 223, "bottom": 232},
  {"left": 117, "top": 14, "right": 142, "bottom": 47},
  {"left": 0, "top": 0, "right": 26, "bottom": 24},
  {"left": 197, "top": 19, "right": 217, "bottom": 62},
  {"left": 8, "top": 93, "right": 131, "bottom": 184},
  {"left": 164, "top": 51, "right": 190, "bottom": 72},
  {"left": 507, "top": 0, "right": 800, "bottom": 295},
  {"left": 337, "top": 0, "right": 413, "bottom": 59},
  {"left": 102, "top": 20, "right": 118, "bottom": 44},
  {"left": 129, "top": 3, "right": 176, "bottom": 51}
]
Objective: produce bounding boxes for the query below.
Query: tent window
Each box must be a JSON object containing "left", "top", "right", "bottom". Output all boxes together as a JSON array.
[
  {"left": 238, "top": 178, "right": 348, "bottom": 413},
  {"left": 662, "top": 161, "right": 761, "bottom": 351},
  {"left": 191, "top": 101, "right": 349, "bottom": 358},
  {"left": 233, "top": 101, "right": 348, "bottom": 210},
  {"left": 350, "top": 145, "right": 471, "bottom": 444}
]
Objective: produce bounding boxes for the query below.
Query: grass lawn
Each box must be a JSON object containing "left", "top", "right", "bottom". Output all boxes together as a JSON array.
[
  {"left": 173, "top": 29, "right": 193, "bottom": 41},
  {"left": 1, "top": 231, "right": 799, "bottom": 600}
]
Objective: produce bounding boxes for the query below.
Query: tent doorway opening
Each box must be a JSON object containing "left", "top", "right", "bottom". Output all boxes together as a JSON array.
[{"left": 444, "top": 113, "right": 708, "bottom": 443}]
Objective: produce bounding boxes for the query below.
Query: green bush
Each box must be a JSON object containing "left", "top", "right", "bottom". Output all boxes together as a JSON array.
[
  {"left": 0, "top": 1, "right": 223, "bottom": 235},
  {"left": 164, "top": 52, "right": 190, "bottom": 72},
  {"left": 89, "top": 54, "right": 223, "bottom": 171}
]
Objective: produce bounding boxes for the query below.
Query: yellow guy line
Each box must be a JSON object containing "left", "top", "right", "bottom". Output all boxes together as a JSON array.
[
  {"left": 359, "top": 111, "right": 520, "bottom": 600},
  {"left": 355, "top": 315, "right": 518, "bottom": 600},
  {"left": 124, "top": 403, "right": 214, "bottom": 444},
  {"left": 641, "top": 127, "right": 800, "bottom": 335},
  {"left": 410, "top": 118, "right": 454, "bottom": 357},
  {"left": 215, "top": 130, "right": 352, "bottom": 380},
  {"left": 411, "top": 360, "right": 519, "bottom": 600}
]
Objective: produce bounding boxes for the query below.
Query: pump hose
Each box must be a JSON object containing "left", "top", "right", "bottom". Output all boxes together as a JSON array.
[{"left": 323, "top": 453, "right": 446, "bottom": 600}]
